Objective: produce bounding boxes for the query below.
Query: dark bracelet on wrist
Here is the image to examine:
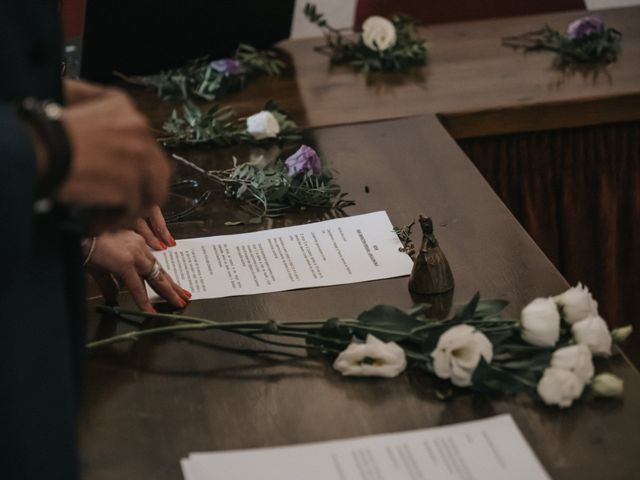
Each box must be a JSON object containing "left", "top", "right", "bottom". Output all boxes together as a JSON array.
[{"left": 18, "top": 97, "right": 72, "bottom": 199}]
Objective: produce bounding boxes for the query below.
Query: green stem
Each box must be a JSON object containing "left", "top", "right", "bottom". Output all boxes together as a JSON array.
[{"left": 87, "top": 322, "right": 213, "bottom": 349}]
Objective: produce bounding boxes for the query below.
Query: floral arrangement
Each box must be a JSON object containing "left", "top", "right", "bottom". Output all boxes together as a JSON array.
[
  {"left": 172, "top": 144, "right": 354, "bottom": 222},
  {"left": 90, "top": 284, "right": 632, "bottom": 408},
  {"left": 115, "top": 44, "right": 284, "bottom": 100},
  {"left": 304, "top": 3, "right": 426, "bottom": 72},
  {"left": 502, "top": 15, "right": 622, "bottom": 65},
  {"left": 159, "top": 100, "right": 302, "bottom": 147}
]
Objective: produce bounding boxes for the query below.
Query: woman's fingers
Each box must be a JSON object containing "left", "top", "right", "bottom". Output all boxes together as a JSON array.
[
  {"left": 168, "top": 275, "right": 192, "bottom": 302},
  {"left": 148, "top": 205, "right": 176, "bottom": 247},
  {"left": 135, "top": 217, "right": 167, "bottom": 250},
  {"left": 90, "top": 270, "right": 120, "bottom": 304},
  {"left": 146, "top": 270, "right": 188, "bottom": 309},
  {"left": 120, "top": 268, "right": 156, "bottom": 313}
]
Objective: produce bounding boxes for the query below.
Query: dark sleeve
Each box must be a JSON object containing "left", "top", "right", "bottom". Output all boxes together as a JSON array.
[{"left": 0, "top": 103, "right": 36, "bottom": 286}]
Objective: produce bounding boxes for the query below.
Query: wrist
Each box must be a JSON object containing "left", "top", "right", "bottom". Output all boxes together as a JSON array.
[
  {"left": 81, "top": 236, "right": 97, "bottom": 266},
  {"left": 25, "top": 123, "right": 50, "bottom": 176},
  {"left": 17, "top": 98, "right": 73, "bottom": 199}
]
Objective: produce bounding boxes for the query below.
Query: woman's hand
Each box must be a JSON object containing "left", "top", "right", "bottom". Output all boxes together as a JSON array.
[
  {"left": 134, "top": 205, "right": 177, "bottom": 250},
  {"left": 86, "top": 230, "right": 191, "bottom": 312}
]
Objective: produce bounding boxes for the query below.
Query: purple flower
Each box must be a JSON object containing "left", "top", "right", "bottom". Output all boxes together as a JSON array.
[
  {"left": 284, "top": 145, "right": 322, "bottom": 177},
  {"left": 209, "top": 58, "right": 243, "bottom": 75},
  {"left": 567, "top": 16, "right": 604, "bottom": 40}
]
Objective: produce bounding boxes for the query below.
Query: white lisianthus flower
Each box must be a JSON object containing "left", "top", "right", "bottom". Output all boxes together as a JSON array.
[
  {"left": 362, "top": 16, "right": 397, "bottom": 51},
  {"left": 572, "top": 315, "right": 612, "bottom": 357},
  {"left": 246, "top": 111, "right": 280, "bottom": 140},
  {"left": 333, "top": 334, "right": 407, "bottom": 378},
  {"left": 537, "top": 367, "right": 584, "bottom": 408},
  {"left": 431, "top": 325, "right": 493, "bottom": 387},
  {"left": 550, "top": 345, "right": 594, "bottom": 383},
  {"left": 554, "top": 283, "right": 598, "bottom": 324},
  {"left": 611, "top": 325, "right": 633, "bottom": 343},
  {"left": 520, "top": 297, "right": 560, "bottom": 347},
  {"left": 590, "top": 373, "right": 624, "bottom": 397}
]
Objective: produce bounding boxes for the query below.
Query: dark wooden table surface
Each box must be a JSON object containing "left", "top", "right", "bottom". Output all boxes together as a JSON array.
[
  {"left": 130, "top": 7, "right": 640, "bottom": 138},
  {"left": 80, "top": 115, "right": 640, "bottom": 480}
]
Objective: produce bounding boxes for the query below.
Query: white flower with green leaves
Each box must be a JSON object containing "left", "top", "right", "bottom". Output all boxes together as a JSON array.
[
  {"left": 333, "top": 334, "right": 407, "bottom": 378},
  {"left": 362, "top": 16, "right": 397, "bottom": 51},
  {"left": 432, "top": 324, "right": 493, "bottom": 387}
]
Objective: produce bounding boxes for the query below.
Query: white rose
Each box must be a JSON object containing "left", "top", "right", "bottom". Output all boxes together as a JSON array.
[
  {"left": 431, "top": 325, "right": 493, "bottom": 387},
  {"left": 554, "top": 283, "right": 598, "bottom": 324},
  {"left": 611, "top": 325, "right": 633, "bottom": 343},
  {"left": 537, "top": 367, "right": 584, "bottom": 408},
  {"left": 590, "top": 373, "right": 624, "bottom": 397},
  {"left": 572, "top": 315, "right": 612, "bottom": 357},
  {"left": 550, "top": 345, "right": 594, "bottom": 383},
  {"left": 362, "top": 16, "right": 397, "bottom": 51},
  {"left": 246, "top": 111, "right": 280, "bottom": 140},
  {"left": 520, "top": 297, "right": 560, "bottom": 347},
  {"left": 333, "top": 334, "right": 407, "bottom": 378}
]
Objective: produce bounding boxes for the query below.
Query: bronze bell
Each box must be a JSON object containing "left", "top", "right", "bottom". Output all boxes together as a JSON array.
[{"left": 408, "top": 215, "right": 454, "bottom": 295}]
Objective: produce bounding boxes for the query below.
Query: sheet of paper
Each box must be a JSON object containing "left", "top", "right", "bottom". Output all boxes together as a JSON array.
[
  {"left": 181, "top": 414, "right": 550, "bottom": 480},
  {"left": 149, "top": 211, "right": 413, "bottom": 300}
]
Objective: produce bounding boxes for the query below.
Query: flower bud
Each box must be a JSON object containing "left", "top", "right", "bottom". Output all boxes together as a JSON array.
[
  {"left": 554, "top": 283, "right": 598, "bottom": 324},
  {"left": 520, "top": 297, "right": 560, "bottom": 347},
  {"left": 611, "top": 325, "right": 633, "bottom": 343},
  {"left": 590, "top": 373, "right": 624, "bottom": 397},
  {"left": 572, "top": 315, "right": 612, "bottom": 357}
]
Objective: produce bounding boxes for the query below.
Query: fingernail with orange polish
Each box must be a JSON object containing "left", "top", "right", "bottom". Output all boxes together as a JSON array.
[
  {"left": 159, "top": 242, "right": 168, "bottom": 250},
  {"left": 183, "top": 289, "right": 192, "bottom": 299},
  {"left": 170, "top": 236, "right": 177, "bottom": 247}
]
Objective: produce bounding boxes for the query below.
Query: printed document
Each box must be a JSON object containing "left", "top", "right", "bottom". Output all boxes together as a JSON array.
[
  {"left": 150, "top": 211, "right": 413, "bottom": 300},
  {"left": 180, "top": 414, "right": 551, "bottom": 480}
]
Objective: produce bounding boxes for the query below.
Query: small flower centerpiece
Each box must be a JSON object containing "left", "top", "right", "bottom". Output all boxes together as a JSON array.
[
  {"left": 160, "top": 100, "right": 301, "bottom": 147},
  {"left": 304, "top": 3, "right": 426, "bottom": 72},
  {"left": 115, "top": 44, "right": 284, "bottom": 100},
  {"left": 172, "top": 144, "right": 354, "bottom": 223},
  {"left": 91, "top": 283, "right": 632, "bottom": 409},
  {"left": 502, "top": 15, "right": 622, "bottom": 66}
]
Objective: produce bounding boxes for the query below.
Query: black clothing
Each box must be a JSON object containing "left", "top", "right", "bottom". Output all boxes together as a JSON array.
[{"left": 0, "top": 2, "right": 85, "bottom": 479}]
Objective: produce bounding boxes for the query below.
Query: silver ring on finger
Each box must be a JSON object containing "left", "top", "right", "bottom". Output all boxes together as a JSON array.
[{"left": 144, "top": 260, "right": 163, "bottom": 281}]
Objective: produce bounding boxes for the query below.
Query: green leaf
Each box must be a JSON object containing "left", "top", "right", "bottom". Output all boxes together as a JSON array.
[
  {"left": 451, "top": 292, "right": 480, "bottom": 324},
  {"left": 357, "top": 305, "right": 424, "bottom": 332},
  {"left": 472, "top": 357, "right": 529, "bottom": 394},
  {"left": 474, "top": 298, "right": 509, "bottom": 319}
]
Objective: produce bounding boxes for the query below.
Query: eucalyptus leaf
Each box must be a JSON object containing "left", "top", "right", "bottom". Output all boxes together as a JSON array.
[{"left": 115, "top": 43, "right": 284, "bottom": 101}]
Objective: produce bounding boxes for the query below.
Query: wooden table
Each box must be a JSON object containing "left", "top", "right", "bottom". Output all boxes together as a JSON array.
[
  {"left": 82, "top": 6, "right": 640, "bottom": 478},
  {"left": 127, "top": 6, "right": 640, "bottom": 363},
  {"left": 80, "top": 115, "right": 640, "bottom": 480},
  {"left": 132, "top": 7, "right": 640, "bottom": 138}
]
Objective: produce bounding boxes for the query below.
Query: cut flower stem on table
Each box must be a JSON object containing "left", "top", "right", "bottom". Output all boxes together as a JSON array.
[{"left": 90, "top": 286, "right": 632, "bottom": 409}]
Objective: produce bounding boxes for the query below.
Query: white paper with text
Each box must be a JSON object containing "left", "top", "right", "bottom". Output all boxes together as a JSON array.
[
  {"left": 181, "top": 414, "right": 550, "bottom": 480},
  {"left": 149, "top": 211, "right": 413, "bottom": 300}
]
